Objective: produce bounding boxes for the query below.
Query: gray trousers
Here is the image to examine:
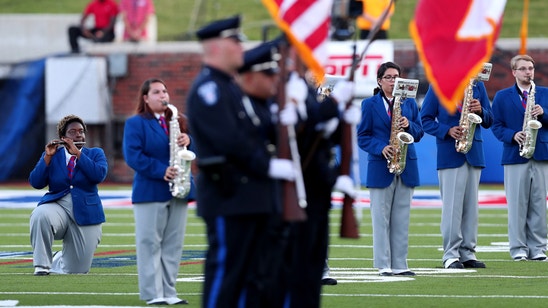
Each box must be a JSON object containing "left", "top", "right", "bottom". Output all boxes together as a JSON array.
[
  {"left": 30, "top": 193, "right": 102, "bottom": 273},
  {"left": 438, "top": 162, "right": 480, "bottom": 265},
  {"left": 504, "top": 161, "right": 548, "bottom": 259},
  {"left": 133, "top": 199, "right": 188, "bottom": 301},
  {"left": 369, "top": 176, "right": 413, "bottom": 272}
]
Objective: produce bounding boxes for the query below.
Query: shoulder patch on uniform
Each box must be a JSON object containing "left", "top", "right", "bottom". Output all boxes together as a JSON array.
[{"left": 198, "top": 81, "right": 218, "bottom": 106}]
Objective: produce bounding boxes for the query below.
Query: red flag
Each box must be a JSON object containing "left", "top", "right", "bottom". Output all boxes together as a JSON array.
[
  {"left": 262, "top": 0, "right": 333, "bottom": 81},
  {"left": 409, "top": 0, "right": 506, "bottom": 113}
]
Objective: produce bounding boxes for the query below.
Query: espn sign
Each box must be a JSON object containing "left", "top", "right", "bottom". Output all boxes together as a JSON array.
[{"left": 323, "top": 40, "right": 394, "bottom": 98}]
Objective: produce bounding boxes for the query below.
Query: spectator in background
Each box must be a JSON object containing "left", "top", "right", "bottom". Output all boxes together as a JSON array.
[
  {"left": 68, "top": 0, "right": 120, "bottom": 53},
  {"left": 356, "top": 0, "right": 395, "bottom": 40},
  {"left": 119, "top": 0, "right": 155, "bottom": 42}
]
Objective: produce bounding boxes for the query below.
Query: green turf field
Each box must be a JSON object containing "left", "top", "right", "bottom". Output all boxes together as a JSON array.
[{"left": 2, "top": 203, "right": 548, "bottom": 307}]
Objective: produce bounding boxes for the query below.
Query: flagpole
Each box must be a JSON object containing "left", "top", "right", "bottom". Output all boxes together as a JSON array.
[{"left": 519, "top": 0, "right": 529, "bottom": 55}]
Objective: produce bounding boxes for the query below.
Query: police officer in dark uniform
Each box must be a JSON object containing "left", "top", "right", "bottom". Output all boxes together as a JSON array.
[{"left": 186, "top": 16, "right": 297, "bottom": 308}]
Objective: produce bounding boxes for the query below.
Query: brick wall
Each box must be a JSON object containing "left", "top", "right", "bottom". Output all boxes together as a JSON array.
[{"left": 93, "top": 40, "right": 547, "bottom": 182}]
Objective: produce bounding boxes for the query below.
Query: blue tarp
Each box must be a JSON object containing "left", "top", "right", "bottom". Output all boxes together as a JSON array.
[{"left": 0, "top": 59, "right": 46, "bottom": 181}]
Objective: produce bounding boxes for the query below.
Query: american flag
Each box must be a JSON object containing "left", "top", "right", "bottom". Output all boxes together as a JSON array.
[
  {"left": 262, "top": 0, "right": 333, "bottom": 81},
  {"left": 410, "top": 0, "right": 506, "bottom": 113}
]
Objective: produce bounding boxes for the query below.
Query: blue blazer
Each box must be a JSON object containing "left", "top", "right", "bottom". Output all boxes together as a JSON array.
[
  {"left": 29, "top": 147, "right": 108, "bottom": 225},
  {"left": 420, "top": 82, "right": 493, "bottom": 169},
  {"left": 492, "top": 84, "right": 548, "bottom": 164},
  {"left": 123, "top": 114, "right": 196, "bottom": 203},
  {"left": 357, "top": 92, "right": 424, "bottom": 188}
]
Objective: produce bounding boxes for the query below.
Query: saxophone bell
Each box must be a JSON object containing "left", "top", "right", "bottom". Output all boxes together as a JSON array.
[
  {"left": 520, "top": 119, "right": 542, "bottom": 159},
  {"left": 387, "top": 78, "right": 419, "bottom": 175},
  {"left": 455, "top": 63, "right": 491, "bottom": 154},
  {"left": 519, "top": 80, "right": 541, "bottom": 159},
  {"left": 164, "top": 102, "right": 196, "bottom": 198},
  {"left": 388, "top": 132, "right": 414, "bottom": 175},
  {"left": 455, "top": 113, "right": 482, "bottom": 153}
]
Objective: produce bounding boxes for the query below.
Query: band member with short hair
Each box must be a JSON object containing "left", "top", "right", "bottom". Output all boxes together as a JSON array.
[
  {"left": 29, "top": 114, "right": 107, "bottom": 276},
  {"left": 491, "top": 54, "right": 548, "bottom": 261}
]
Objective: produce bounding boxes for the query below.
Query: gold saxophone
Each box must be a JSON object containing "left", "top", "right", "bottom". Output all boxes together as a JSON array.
[
  {"left": 455, "top": 63, "right": 492, "bottom": 154},
  {"left": 519, "top": 80, "right": 542, "bottom": 159},
  {"left": 387, "top": 78, "right": 418, "bottom": 175},
  {"left": 163, "top": 102, "right": 196, "bottom": 198}
]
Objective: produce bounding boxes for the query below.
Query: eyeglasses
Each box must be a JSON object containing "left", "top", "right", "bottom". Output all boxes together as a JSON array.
[
  {"left": 382, "top": 75, "right": 399, "bottom": 81},
  {"left": 514, "top": 67, "right": 534, "bottom": 72},
  {"left": 66, "top": 129, "right": 85, "bottom": 136}
]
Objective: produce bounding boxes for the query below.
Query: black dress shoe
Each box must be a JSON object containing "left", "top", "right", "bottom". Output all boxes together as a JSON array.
[
  {"left": 446, "top": 261, "right": 464, "bottom": 269},
  {"left": 379, "top": 272, "right": 393, "bottom": 276},
  {"left": 321, "top": 277, "right": 338, "bottom": 285},
  {"left": 530, "top": 256, "right": 546, "bottom": 261},
  {"left": 462, "top": 260, "right": 486, "bottom": 268},
  {"left": 394, "top": 271, "right": 416, "bottom": 276},
  {"left": 165, "top": 297, "right": 189, "bottom": 305}
]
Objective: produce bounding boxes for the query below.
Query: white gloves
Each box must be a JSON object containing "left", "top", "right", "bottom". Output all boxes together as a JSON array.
[
  {"left": 285, "top": 72, "right": 308, "bottom": 119},
  {"left": 343, "top": 104, "right": 362, "bottom": 125},
  {"left": 331, "top": 80, "right": 354, "bottom": 110},
  {"left": 322, "top": 118, "right": 340, "bottom": 138},
  {"left": 268, "top": 158, "right": 296, "bottom": 181},
  {"left": 279, "top": 103, "right": 298, "bottom": 126},
  {"left": 334, "top": 175, "right": 357, "bottom": 198}
]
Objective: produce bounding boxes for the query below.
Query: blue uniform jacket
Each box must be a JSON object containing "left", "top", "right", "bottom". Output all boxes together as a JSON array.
[
  {"left": 123, "top": 114, "right": 196, "bottom": 203},
  {"left": 187, "top": 65, "right": 278, "bottom": 217},
  {"left": 357, "top": 92, "right": 424, "bottom": 188},
  {"left": 29, "top": 147, "right": 108, "bottom": 225},
  {"left": 420, "top": 82, "right": 493, "bottom": 169},
  {"left": 491, "top": 84, "right": 548, "bottom": 164}
]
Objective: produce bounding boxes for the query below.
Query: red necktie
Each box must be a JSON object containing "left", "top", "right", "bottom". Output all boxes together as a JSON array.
[
  {"left": 67, "top": 156, "right": 76, "bottom": 179},
  {"left": 159, "top": 116, "right": 168, "bottom": 135},
  {"left": 522, "top": 90, "right": 528, "bottom": 109}
]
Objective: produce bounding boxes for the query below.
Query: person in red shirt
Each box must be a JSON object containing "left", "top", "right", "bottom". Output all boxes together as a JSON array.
[{"left": 68, "top": 0, "right": 120, "bottom": 53}]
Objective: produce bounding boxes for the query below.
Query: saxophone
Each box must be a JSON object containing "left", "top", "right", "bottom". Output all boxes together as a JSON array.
[
  {"left": 163, "top": 102, "right": 196, "bottom": 198},
  {"left": 519, "top": 80, "right": 542, "bottom": 159},
  {"left": 455, "top": 78, "right": 483, "bottom": 153},
  {"left": 455, "top": 63, "right": 492, "bottom": 154},
  {"left": 387, "top": 78, "right": 418, "bottom": 175}
]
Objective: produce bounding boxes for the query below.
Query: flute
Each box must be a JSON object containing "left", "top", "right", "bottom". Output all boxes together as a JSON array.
[{"left": 50, "top": 141, "right": 86, "bottom": 146}]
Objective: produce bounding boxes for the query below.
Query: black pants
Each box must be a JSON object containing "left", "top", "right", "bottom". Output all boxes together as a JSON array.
[
  {"left": 202, "top": 214, "right": 285, "bottom": 308},
  {"left": 68, "top": 26, "right": 115, "bottom": 53}
]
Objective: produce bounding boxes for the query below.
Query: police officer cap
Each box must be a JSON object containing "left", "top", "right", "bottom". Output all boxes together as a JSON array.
[
  {"left": 196, "top": 15, "right": 246, "bottom": 42},
  {"left": 238, "top": 40, "right": 281, "bottom": 74}
]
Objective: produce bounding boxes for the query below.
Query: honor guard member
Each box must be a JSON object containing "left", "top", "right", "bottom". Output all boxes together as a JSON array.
[
  {"left": 279, "top": 45, "right": 360, "bottom": 307},
  {"left": 186, "top": 17, "right": 297, "bottom": 308}
]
